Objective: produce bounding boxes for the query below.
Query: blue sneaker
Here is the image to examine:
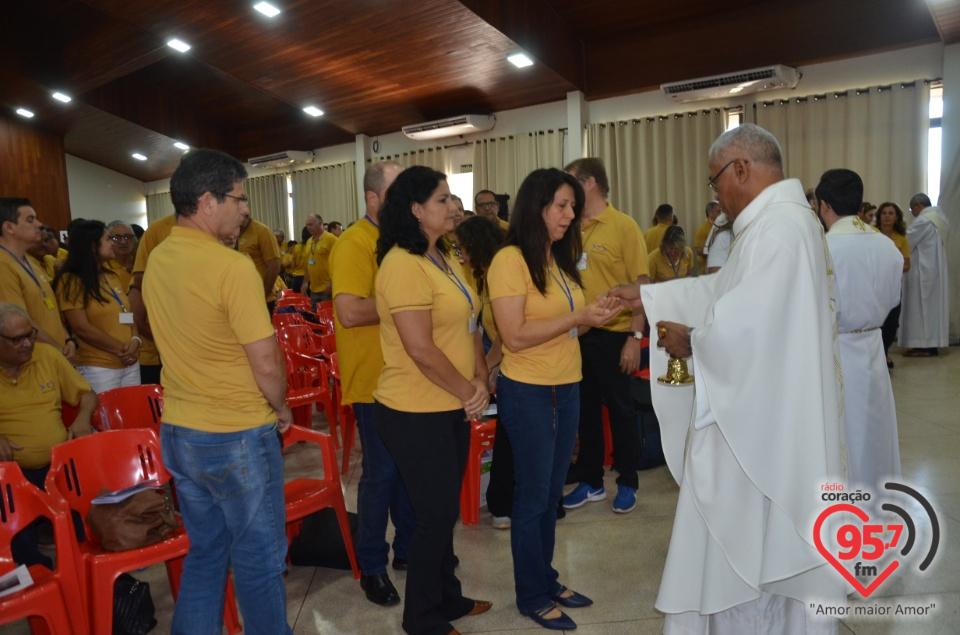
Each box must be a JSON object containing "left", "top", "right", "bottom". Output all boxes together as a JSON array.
[
  {"left": 562, "top": 483, "right": 606, "bottom": 509},
  {"left": 612, "top": 485, "right": 637, "bottom": 513}
]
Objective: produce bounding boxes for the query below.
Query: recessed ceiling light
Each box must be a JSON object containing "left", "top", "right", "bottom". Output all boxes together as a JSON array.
[
  {"left": 173, "top": 141, "right": 190, "bottom": 150},
  {"left": 167, "top": 38, "right": 191, "bottom": 53},
  {"left": 52, "top": 92, "right": 72, "bottom": 103},
  {"left": 254, "top": 2, "right": 281, "bottom": 17},
  {"left": 16, "top": 108, "right": 34, "bottom": 118},
  {"left": 303, "top": 106, "right": 324, "bottom": 117},
  {"left": 132, "top": 153, "right": 148, "bottom": 161},
  {"left": 507, "top": 53, "right": 533, "bottom": 68}
]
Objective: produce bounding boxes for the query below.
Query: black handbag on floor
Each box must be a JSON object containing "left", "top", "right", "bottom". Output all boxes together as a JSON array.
[{"left": 113, "top": 573, "right": 157, "bottom": 635}]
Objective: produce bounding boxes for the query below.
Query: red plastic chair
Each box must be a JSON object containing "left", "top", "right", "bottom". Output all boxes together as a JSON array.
[
  {"left": 460, "top": 418, "right": 496, "bottom": 526},
  {"left": 283, "top": 349, "right": 337, "bottom": 433},
  {"left": 278, "top": 289, "right": 305, "bottom": 301},
  {"left": 276, "top": 295, "right": 312, "bottom": 313},
  {"left": 280, "top": 425, "right": 360, "bottom": 579},
  {"left": 95, "top": 384, "right": 164, "bottom": 433},
  {"left": 60, "top": 401, "right": 101, "bottom": 433},
  {"left": 277, "top": 323, "right": 325, "bottom": 359},
  {"left": 319, "top": 333, "right": 337, "bottom": 360},
  {"left": 317, "top": 308, "right": 335, "bottom": 333},
  {"left": 0, "top": 463, "right": 87, "bottom": 634},
  {"left": 329, "top": 352, "right": 356, "bottom": 474},
  {"left": 317, "top": 299, "right": 333, "bottom": 312},
  {"left": 45, "top": 429, "right": 241, "bottom": 635}
]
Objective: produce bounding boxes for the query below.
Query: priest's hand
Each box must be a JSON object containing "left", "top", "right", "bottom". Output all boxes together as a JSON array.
[
  {"left": 605, "top": 282, "right": 644, "bottom": 311},
  {"left": 656, "top": 321, "right": 692, "bottom": 358}
]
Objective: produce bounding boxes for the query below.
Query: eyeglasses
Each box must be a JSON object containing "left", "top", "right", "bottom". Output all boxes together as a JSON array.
[
  {"left": 476, "top": 201, "right": 499, "bottom": 210},
  {"left": 707, "top": 160, "right": 736, "bottom": 192},
  {"left": 222, "top": 193, "right": 250, "bottom": 205},
  {"left": 0, "top": 327, "right": 38, "bottom": 346},
  {"left": 110, "top": 234, "right": 135, "bottom": 242}
]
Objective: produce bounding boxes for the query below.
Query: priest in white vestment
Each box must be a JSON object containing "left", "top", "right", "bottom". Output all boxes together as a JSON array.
[
  {"left": 899, "top": 193, "right": 950, "bottom": 355},
  {"left": 817, "top": 169, "right": 903, "bottom": 496},
  {"left": 609, "top": 124, "right": 846, "bottom": 634}
]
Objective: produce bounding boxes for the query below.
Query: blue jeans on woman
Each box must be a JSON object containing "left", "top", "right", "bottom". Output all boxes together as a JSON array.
[
  {"left": 160, "top": 423, "right": 292, "bottom": 635},
  {"left": 497, "top": 375, "right": 579, "bottom": 615}
]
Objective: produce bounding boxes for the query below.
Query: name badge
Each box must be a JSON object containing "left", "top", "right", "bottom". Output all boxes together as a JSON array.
[
  {"left": 468, "top": 314, "right": 478, "bottom": 334},
  {"left": 577, "top": 253, "right": 588, "bottom": 271},
  {"left": 44, "top": 297, "right": 56, "bottom": 310},
  {"left": 308, "top": 259, "right": 315, "bottom": 266},
  {"left": 119, "top": 312, "right": 135, "bottom": 324}
]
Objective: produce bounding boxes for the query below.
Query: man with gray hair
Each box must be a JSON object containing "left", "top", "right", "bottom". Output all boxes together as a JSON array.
[
  {"left": 899, "top": 192, "right": 949, "bottom": 356},
  {"left": 105, "top": 220, "right": 137, "bottom": 290},
  {"left": 609, "top": 123, "right": 845, "bottom": 632}
]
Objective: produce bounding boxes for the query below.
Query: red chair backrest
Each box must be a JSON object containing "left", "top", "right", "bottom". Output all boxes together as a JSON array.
[
  {"left": 319, "top": 333, "right": 336, "bottom": 359},
  {"left": 316, "top": 300, "right": 333, "bottom": 311},
  {"left": 283, "top": 349, "right": 330, "bottom": 391},
  {"left": 0, "top": 463, "right": 64, "bottom": 571},
  {"left": 45, "top": 429, "right": 171, "bottom": 537},
  {"left": 278, "top": 289, "right": 305, "bottom": 301},
  {"left": 276, "top": 324, "right": 324, "bottom": 357},
  {"left": 96, "top": 384, "right": 164, "bottom": 433},
  {"left": 276, "top": 296, "right": 312, "bottom": 311},
  {"left": 272, "top": 312, "right": 306, "bottom": 331}
]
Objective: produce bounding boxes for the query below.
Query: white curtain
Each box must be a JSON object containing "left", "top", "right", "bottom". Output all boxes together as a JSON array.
[
  {"left": 245, "top": 174, "right": 287, "bottom": 234},
  {"left": 586, "top": 110, "right": 725, "bottom": 232},
  {"left": 290, "top": 161, "right": 358, "bottom": 233},
  {"left": 374, "top": 147, "right": 451, "bottom": 173},
  {"left": 754, "top": 81, "right": 930, "bottom": 207},
  {"left": 145, "top": 192, "right": 173, "bottom": 224},
  {"left": 472, "top": 130, "right": 566, "bottom": 204}
]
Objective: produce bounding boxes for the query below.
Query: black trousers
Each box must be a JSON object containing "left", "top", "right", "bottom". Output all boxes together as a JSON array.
[
  {"left": 574, "top": 328, "right": 640, "bottom": 489},
  {"left": 881, "top": 302, "right": 901, "bottom": 355},
  {"left": 375, "top": 403, "right": 474, "bottom": 635},
  {"left": 485, "top": 417, "right": 514, "bottom": 517}
]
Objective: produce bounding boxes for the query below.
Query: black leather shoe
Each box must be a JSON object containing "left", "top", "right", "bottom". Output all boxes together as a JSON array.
[
  {"left": 392, "top": 557, "right": 409, "bottom": 571},
  {"left": 360, "top": 573, "right": 401, "bottom": 606}
]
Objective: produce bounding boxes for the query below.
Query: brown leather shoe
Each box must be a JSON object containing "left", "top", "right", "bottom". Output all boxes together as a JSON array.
[{"left": 467, "top": 600, "right": 492, "bottom": 616}]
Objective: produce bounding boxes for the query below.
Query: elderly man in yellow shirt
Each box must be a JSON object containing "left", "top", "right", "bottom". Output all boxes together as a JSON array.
[
  {"left": 0, "top": 302, "right": 96, "bottom": 568},
  {"left": 104, "top": 220, "right": 138, "bottom": 290},
  {"left": 474, "top": 190, "right": 510, "bottom": 232},
  {"left": 300, "top": 213, "right": 337, "bottom": 305}
]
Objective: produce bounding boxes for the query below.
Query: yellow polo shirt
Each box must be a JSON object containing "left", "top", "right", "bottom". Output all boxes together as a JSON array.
[
  {"left": 0, "top": 343, "right": 90, "bottom": 469},
  {"left": 488, "top": 246, "right": 584, "bottom": 385},
  {"left": 305, "top": 232, "right": 338, "bottom": 294},
  {"left": 330, "top": 219, "right": 382, "bottom": 405},
  {"left": 55, "top": 270, "right": 134, "bottom": 369},
  {"left": 237, "top": 219, "right": 282, "bottom": 302},
  {"left": 0, "top": 249, "right": 67, "bottom": 347},
  {"left": 644, "top": 222, "right": 671, "bottom": 256},
  {"left": 41, "top": 254, "right": 58, "bottom": 279},
  {"left": 648, "top": 247, "right": 695, "bottom": 283},
  {"left": 579, "top": 203, "right": 648, "bottom": 332},
  {"left": 884, "top": 231, "right": 910, "bottom": 261},
  {"left": 104, "top": 259, "right": 133, "bottom": 291},
  {"left": 27, "top": 254, "right": 53, "bottom": 286},
  {"left": 479, "top": 280, "right": 498, "bottom": 342},
  {"left": 132, "top": 214, "right": 177, "bottom": 275},
  {"left": 290, "top": 243, "right": 308, "bottom": 277},
  {"left": 143, "top": 226, "right": 276, "bottom": 431},
  {"left": 374, "top": 247, "right": 477, "bottom": 413},
  {"left": 694, "top": 219, "right": 713, "bottom": 275}
]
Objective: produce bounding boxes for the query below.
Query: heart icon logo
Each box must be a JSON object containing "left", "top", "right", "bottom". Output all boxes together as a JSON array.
[{"left": 813, "top": 504, "right": 900, "bottom": 597}]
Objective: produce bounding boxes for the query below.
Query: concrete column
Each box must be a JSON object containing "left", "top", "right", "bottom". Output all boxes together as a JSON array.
[
  {"left": 565, "top": 91, "right": 588, "bottom": 164},
  {"left": 355, "top": 134, "right": 371, "bottom": 219}
]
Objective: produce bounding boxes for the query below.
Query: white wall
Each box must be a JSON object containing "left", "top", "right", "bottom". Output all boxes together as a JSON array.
[{"left": 65, "top": 154, "right": 147, "bottom": 225}]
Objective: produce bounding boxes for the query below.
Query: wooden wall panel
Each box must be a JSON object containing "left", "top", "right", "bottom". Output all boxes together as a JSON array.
[{"left": 0, "top": 116, "right": 72, "bottom": 232}]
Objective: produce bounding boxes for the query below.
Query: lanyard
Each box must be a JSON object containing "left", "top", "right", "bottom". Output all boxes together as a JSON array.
[
  {"left": 364, "top": 214, "right": 379, "bottom": 228},
  {"left": 425, "top": 253, "right": 473, "bottom": 314},
  {"left": 550, "top": 266, "right": 574, "bottom": 312},
  {"left": 100, "top": 275, "right": 127, "bottom": 312},
  {"left": 0, "top": 245, "right": 46, "bottom": 294},
  {"left": 234, "top": 220, "right": 250, "bottom": 251},
  {"left": 667, "top": 253, "right": 683, "bottom": 279}
]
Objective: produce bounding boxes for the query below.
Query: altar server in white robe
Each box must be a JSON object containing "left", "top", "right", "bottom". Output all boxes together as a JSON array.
[
  {"left": 899, "top": 193, "right": 949, "bottom": 356},
  {"left": 817, "top": 169, "right": 903, "bottom": 496},
  {"left": 608, "top": 124, "right": 846, "bottom": 634}
]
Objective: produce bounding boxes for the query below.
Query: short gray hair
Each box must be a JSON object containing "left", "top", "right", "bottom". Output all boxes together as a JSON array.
[
  {"left": 106, "top": 220, "right": 133, "bottom": 231},
  {"left": 709, "top": 123, "right": 783, "bottom": 174},
  {"left": 705, "top": 201, "right": 720, "bottom": 216},
  {"left": 0, "top": 303, "right": 29, "bottom": 333},
  {"left": 909, "top": 193, "right": 932, "bottom": 208},
  {"left": 364, "top": 161, "right": 404, "bottom": 197}
]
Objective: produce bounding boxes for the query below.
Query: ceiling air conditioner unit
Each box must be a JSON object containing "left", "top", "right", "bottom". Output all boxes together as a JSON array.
[
  {"left": 402, "top": 114, "right": 496, "bottom": 141},
  {"left": 661, "top": 65, "right": 801, "bottom": 102},
  {"left": 248, "top": 150, "right": 315, "bottom": 169}
]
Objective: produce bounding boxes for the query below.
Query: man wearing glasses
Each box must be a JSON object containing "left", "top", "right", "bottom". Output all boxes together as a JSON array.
[
  {"left": 105, "top": 221, "right": 138, "bottom": 290},
  {"left": 609, "top": 124, "right": 845, "bottom": 632},
  {"left": 474, "top": 190, "right": 510, "bottom": 232}
]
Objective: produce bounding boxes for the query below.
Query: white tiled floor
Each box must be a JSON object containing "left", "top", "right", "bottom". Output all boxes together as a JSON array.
[{"left": 3, "top": 345, "right": 958, "bottom": 634}]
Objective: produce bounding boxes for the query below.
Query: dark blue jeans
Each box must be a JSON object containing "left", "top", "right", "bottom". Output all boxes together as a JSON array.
[
  {"left": 497, "top": 375, "right": 579, "bottom": 614},
  {"left": 354, "top": 402, "right": 415, "bottom": 575}
]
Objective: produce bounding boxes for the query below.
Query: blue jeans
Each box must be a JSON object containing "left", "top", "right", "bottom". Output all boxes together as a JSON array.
[
  {"left": 160, "top": 423, "right": 292, "bottom": 635},
  {"left": 497, "top": 375, "right": 579, "bottom": 614},
  {"left": 354, "top": 402, "right": 415, "bottom": 575}
]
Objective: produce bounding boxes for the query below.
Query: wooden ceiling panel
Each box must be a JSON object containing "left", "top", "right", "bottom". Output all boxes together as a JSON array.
[{"left": 927, "top": 0, "right": 960, "bottom": 44}]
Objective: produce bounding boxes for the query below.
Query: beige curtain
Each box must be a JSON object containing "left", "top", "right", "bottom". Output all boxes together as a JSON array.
[
  {"left": 586, "top": 110, "right": 725, "bottom": 232},
  {"left": 290, "top": 161, "right": 358, "bottom": 232},
  {"left": 245, "top": 174, "right": 287, "bottom": 234},
  {"left": 754, "top": 81, "right": 930, "bottom": 206},
  {"left": 374, "top": 147, "right": 451, "bottom": 173},
  {"left": 145, "top": 192, "right": 173, "bottom": 224},
  {"left": 472, "top": 130, "right": 566, "bottom": 203}
]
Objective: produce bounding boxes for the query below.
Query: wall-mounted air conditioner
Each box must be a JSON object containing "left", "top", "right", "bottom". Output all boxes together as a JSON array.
[
  {"left": 248, "top": 150, "right": 316, "bottom": 169},
  {"left": 661, "top": 65, "right": 801, "bottom": 102},
  {"left": 402, "top": 115, "right": 496, "bottom": 141}
]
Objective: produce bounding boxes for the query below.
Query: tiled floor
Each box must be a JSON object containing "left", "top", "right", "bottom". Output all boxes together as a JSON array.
[{"left": 3, "top": 345, "right": 958, "bottom": 634}]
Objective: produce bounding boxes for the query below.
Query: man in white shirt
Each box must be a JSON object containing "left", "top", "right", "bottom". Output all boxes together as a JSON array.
[{"left": 899, "top": 193, "right": 950, "bottom": 356}]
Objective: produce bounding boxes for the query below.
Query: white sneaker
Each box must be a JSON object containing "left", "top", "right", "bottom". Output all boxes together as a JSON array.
[{"left": 491, "top": 515, "right": 511, "bottom": 529}]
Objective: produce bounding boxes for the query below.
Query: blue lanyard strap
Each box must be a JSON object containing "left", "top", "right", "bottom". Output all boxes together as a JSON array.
[
  {"left": 0, "top": 245, "right": 45, "bottom": 293},
  {"left": 425, "top": 253, "right": 473, "bottom": 313},
  {"left": 550, "top": 266, "right": 574, "bottom": 312},
  {"left": 100, "top": 274, "right": 127, "bottom": 311},
  {"left": 364, "top": 214, "right": 379, "bottom": 228}
]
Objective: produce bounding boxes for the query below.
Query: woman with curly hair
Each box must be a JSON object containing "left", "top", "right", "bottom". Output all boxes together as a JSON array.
[{"left": 877, "top": 201, "right": 911, "bottom": 367}]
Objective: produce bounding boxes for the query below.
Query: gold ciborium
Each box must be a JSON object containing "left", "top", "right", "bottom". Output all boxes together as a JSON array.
[{"left": 658, "top": 356, "right": 694, "bottom": 386}]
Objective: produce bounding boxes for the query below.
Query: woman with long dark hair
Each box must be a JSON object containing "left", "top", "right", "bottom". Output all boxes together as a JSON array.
[
  {"left": 373, "top": 166, "right": 491, "bottom": 635},
  {"left": 877, "top": 201, "right": 911, "bottom": 367},
  {"left": 53, "top": 220, "right": 141, "bottom": 392},
  {"left": 487, "top": 168, "right": 620, "bottom": 630}
]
